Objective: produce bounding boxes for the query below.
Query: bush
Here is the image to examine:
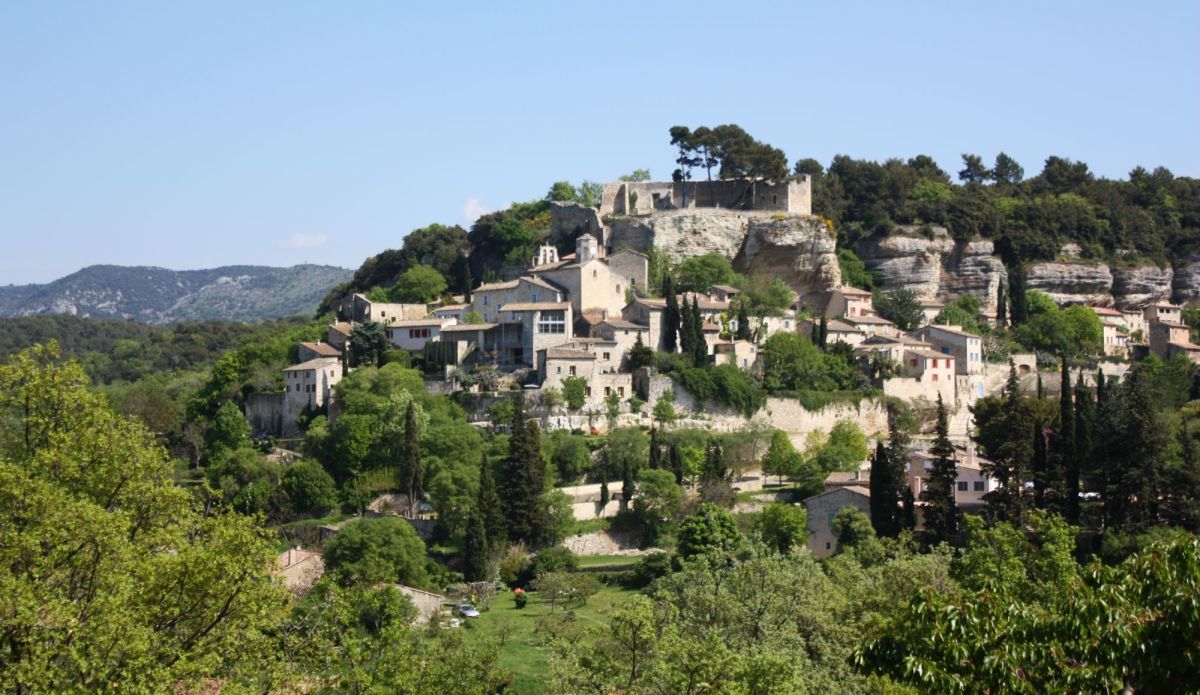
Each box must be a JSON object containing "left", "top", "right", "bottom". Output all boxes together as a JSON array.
[
  {"left": 629, "top": 551, "right": 676, "bottom": 588},
  {"left": 677, "top": 503, "right": 742, "bottom": 558},
  {"left": 498, "top": 546, "right": 532, "bottom": 588},
  {"left": 530, "top": 546, "right": 579, "bottom": 576},
  {"left": 280, "top": 461, "right": 339, "bottom": 516},
  {"left": 562, "top": 377, "right": 588, "bottom": 410},
  {"left": 673, "top": 364, "right": 765, "bottom": 416}
]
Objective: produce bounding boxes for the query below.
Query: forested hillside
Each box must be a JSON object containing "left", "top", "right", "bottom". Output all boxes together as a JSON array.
[{"left": 0, "top": 263, "right": 351, "bottom": 323}]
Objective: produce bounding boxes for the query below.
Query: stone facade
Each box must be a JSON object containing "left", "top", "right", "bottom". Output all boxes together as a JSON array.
[
  {"left": 600, "top": 177, "right": 812, "bottom": 217},
  {"left": 283, "top": 357, "right": 342, "bottom": 434},
  {"left": 804, "top": 487, "right": 871, "bottom": 558}
]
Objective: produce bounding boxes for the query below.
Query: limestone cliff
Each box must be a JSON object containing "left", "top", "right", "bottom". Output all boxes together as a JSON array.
[
  {"left": 855, "top": 227, "right": 1003, "bottom": 310},
  {"left": 1111, "top": 265, "right": 1173, "bottom": 308},
  {"left": 606, "top": 210, "right": 840, "bottom": 299},
  {"left": 1173, "top": 256, "right": 1200, "bottom": 303},
  {"left": 1025, "top": 262, "right": 1114, "bottom": 306}
]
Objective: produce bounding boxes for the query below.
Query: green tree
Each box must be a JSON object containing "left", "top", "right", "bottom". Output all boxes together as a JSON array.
[
  {"left": 204, "top": 399, "right": 251, "bottom": 461},
  {"left": 389, "top": 264, "right": 447, "bottom": 303},
  {"left": 323, "top": 516, "right": 429, "bottom": 588},
  {"left": 401, "top": 401, "right": 423, "bottom": 516},
  {"left": 634, "top": 469, "right": 683, "bottom": 542},
  {"left": 762, "top": 429, "right": 802, "bottom": 485},
  {"left": 756, "top": 502, "right": 808, "bottom": 554},
  {"left": 0, "top": 344, "right": 284, "bottom": 692},
  {"left": 663, "top": 275, "right": 680, "bottom": 352},
  {"left": 991, "top": 152, "right": 1024, "bottom": 185},
  {"left": 1058, "top": 356, "right": 1079, "bottom": 523},
  {"left": 561, "top": 376, "right": 587, "bottom": 410},
  {"left": 349, "top": 320, "right": 389, "bottom": 367},
  {"left": 870, "top": 409, "right": 910, "bottom": 537},
  {"left": 814, "top": 419, "right": 870, "bottom": 472},
  {"left": 735, "top": 301, "right": 752, "bottom": 340},
  {"left": 957, "top": 153, "right": 991, "bottom": 183},
  {"left": 676, "top": 253, "right": 739, "bottom": 293},
  {"left": 652, "top": 390, "right": 677, "bottom": 426},
  {"left": 462, "top": 509, "right": 490, "bottom": 582},
  {"left": 874, "top": 288, "right": 925, "bottom": 331},
  {"left": 500, "top": 395, "right": 550, "bottom": 547},
  {"left": 281, "top": 460, "right": 339, "bottom": 515},
  {"left": 677, "top": 503, "right": 742, "bottom": 558},
  {"left": 627, "top": 332, "right": 654, "bottom": 371},
  {"left": 921, "top": 393, "right": 959, "bottom": 542},
  {"left": 476, "top": 451, "right": 506, "bottom": 548}
]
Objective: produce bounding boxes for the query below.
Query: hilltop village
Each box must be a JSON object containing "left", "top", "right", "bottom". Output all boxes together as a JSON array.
[{"left": 258, "top": 175, "right": 1196, "bottom": 556}]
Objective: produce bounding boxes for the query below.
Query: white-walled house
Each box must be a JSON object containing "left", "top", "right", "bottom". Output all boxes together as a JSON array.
[
  {"left": 825, "top": 286, "right": 874, "bottom": 319},
  {"left": 385, "top": 317, "right": 458, "bottom": 351},
  {"left": 907, "top": 446, "right": 997, "bottom": 511},
  {"left": 283, "top": 357, "right": 342, "bottom": 432},
  {"left": 911, "top": 324, "right": 983, "bottom": 375},
  {"left": 803, "top": 487, "right": 871, "bottom": 558},
  {"left": 714, "top": 339, "right": 757, "bottom": 369}
]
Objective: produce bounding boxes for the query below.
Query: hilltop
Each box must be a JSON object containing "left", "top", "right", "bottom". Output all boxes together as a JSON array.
[{"left": 0, "top": 264, "right": 352, "bottom": 323}]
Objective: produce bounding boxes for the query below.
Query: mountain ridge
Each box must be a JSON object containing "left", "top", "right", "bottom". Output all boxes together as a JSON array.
[{"left": 0, "top": 263, "right": 352, "bottom": 323}]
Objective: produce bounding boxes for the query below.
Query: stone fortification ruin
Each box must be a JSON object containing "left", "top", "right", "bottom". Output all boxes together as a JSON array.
[
  {"left": 599, "top": 176, "right": 812, "bottom": 217},
  {"left": 551, "top": 176, "right": 839, "bottom": 303}
]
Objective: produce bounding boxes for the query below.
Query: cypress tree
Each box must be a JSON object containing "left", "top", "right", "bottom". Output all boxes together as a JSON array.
[
  {"left": 1108, "top": 364, "right": 1169, "bottom": 530},
  {"left": 735, "top": 301, "right": 751, "bottom": 340},
  {"left": 1095, "top": 367, "right": 1107, "bottom": 404},
  {"left": 811, "top": 320, "right": 820, "bottom": 345},
  {"left": 679, "top": 292, "right": 695, "bottom": 357},
  {"left": 621, "top": 461, "right": 636, "bottom": 511},
  {"left": 402, "top": 401, "right": 422, "bottom": 518},
  {"left": 500, "top": 395, "right": 549, "bottom": 546},
  {"left": 1008, "top": 264, "right": 1028, "bottom": 325},
  {"left": 649, "top": 428, "right": 661, "bottom": 469},
  {"left": 477, "top": 451, "right": 506, "bottom": 547},
  {"left": 670, "top": 442, "right": 684, "bottom": 485},
  {"left": 664, "top": 276, "right": 679, "bottom": 352},
  {"left": 1074, "top": 372, "right": 1095, "bottom": 516},
  {"left": 702, "top": 437, "right": 725, "bottom": 485},
  {"left": 901, "top": 485, "right": 917, "bottom": 530},
  {"left": 1036, "top": 371, "right": 1044, "bottom": 400},
  {"left": 600, "top": 479, "right": 610, "bottom": 509},
  {"left": 691, "top": 296, "right": 707, "bottom": 366},
  {"left": 995, "top": 280, "right": 1007, "bottom": 329},
  {"left": 870, "top": 408, "right": 910, "bottom": 538},
  {"left": 1058, "top": 356, "right": 1078, "bottom": 522},
  {"left": 1005, "top": 358, "right": 1020, "bottom": 402},
  {"left": 1032, "top": 420, "right": 1048, "bottom": 510},
  {"left": 818, "top": 316, "right": 828, "bottom": 351},
  {"left": 921, "top": 393, "right": 959, "bottom": 542},
  {"left": 462, "top": 509, "right": 490, "bottom": 581}
]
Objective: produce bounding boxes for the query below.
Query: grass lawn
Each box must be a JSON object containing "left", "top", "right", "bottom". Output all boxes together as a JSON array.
[
  {"left": 575, "top": 554, "right": 643, "bottom": 570},
  {"left": 470, "top": 584, "right": 638, "bottom": 694}
]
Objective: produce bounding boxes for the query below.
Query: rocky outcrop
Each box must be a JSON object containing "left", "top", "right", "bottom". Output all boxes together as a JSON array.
[
  {"left": 1111, "top": 265, "right": 1173, "bottom": 309},
  {"left": 1024, "top": 262, "right": 1113, "bottom": 306},
  {"left": 549, "top": 202, "right": 605, "bottom": 245},
  {"left": 855, "top": 227, "right": 1003, "bottom": 310},
  {"left": 1173, "top": 256, "right": 1200, "bottom": 303},
  {"left": 606, "top": 210, "right": 840, "bottom": 299}
]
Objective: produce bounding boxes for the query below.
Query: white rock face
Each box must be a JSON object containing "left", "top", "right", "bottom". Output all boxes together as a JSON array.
[
  {"left": 1111, "top": 265, "right": 1173, "bottom": 309},
  {"left": 1173, "top": 256, "right": 1200, "bottom": 303},
  {"left": 1025, "top": 262, "right": 1114, "bottom": 305},
  {"left": 607, "top": 210, "right": 840, "bottom": 299},
  {"left": 856, "top": 228, "right": 1004, "bottom": 310}
]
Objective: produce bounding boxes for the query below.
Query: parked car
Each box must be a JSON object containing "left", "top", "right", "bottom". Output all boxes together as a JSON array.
[{"left": 457, "top": 603, "right": 480, "bottom": 618}]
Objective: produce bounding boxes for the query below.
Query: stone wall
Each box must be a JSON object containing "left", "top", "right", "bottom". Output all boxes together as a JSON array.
[{"left": 244, "top": 392, "right": 285, "bottom": 436}]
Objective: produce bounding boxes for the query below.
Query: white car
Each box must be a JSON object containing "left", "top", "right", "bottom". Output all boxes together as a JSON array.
[{"left": 457, "top": 603, "right": 480, "bottom": 619}]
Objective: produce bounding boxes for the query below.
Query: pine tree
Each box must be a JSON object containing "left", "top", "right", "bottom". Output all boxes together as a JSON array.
[
  {"left": 1058, "top": 356, "right": 1078, "bottom": 523},
  {"left": 477, "top": 451, "right": 506, "bottom": 547},
  {"left": 462, "top": 509, "right": 490, "bottom": 581},
  {"left": 691, "top": 296, "right": 707, "bottom": 366},
  {"left": 735, "top": 301, "right": 751, "bottom": 341},
  {"left": 500, "top": 395, "right": 549, "bottom": 546},
  {"left": 995, "top": 281, "right": 1007, "bottom": 329},
  {"left": 664, "top": 276, "right": 680, "bottom": 352},
  {"left": 402, "top": 401, "right": 422, "bottom": 518},
  {"left": 921, "top": 393, "right": 959, "bottom": 542}
]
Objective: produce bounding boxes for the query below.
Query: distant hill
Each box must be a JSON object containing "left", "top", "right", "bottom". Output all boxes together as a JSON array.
[{"left": 0, "top": 264, "right": 353, "bottom": 323}]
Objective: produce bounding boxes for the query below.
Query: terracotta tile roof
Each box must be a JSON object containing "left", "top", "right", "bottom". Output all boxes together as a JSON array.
[
  {"left": 542, "top": 348, "right": 596, "bottom": 360},
  {"left": 284, "top": 357, "right": 341, "bottom": 372},
  {"left": 300, "top": 341, "right": 341, "bottom": 357},
  {"left": 441, "top": 323, "right": 496, "bottom": 332},
  {"left": 328, "top": 321, "right": 353, "bottom": 336},
  {"left": 500, "top": 302, "right": 571, "bottom": 312},
  {"left": 834, "top": 285, "right": 873, "bottom": 297}
]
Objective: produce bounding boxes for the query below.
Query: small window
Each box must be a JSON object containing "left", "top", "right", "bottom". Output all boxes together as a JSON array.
[
  {"left": 618, "top": 386, "right": 625, "bottom": 396},
  {"left": 593, "top": 270, "right": 598, "bottom": 278},
  {"left": 483, "top": 296, "right": 489, "bottom": 306},
  {"left": 556, "top": 366, "right": 562, "bottom": 374},
  {"left": 604, "top": 387, "right": 611, "bottom": 396},
  {"left": 973, "top": 481, "right": 985, "bottom": 492},
  {"left": 826, "top": 542, "right": 832, "bottom": 551},
  {"left": 957, "top": 482, "right": 969, "bottom": 492},
  {"left": 569, "top": 366, "right": 576, "bottom": 376},
  {"left": 603, "top": 352, "right": 610, "bottom": 360},
  {"left": 932, "top": 374, "right": 938, "bottom": 382},
  {"left": 531, "top": 293, "right": 537, "bottom": 302}
]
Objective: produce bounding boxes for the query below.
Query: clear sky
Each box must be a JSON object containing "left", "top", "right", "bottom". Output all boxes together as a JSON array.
[{"left": 2, "top": 1, "right": 1197, "bottom": 284}]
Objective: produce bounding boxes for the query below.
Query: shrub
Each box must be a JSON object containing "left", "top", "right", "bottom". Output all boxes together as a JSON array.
[
  {"left": 562, "top": 377, "right": 588, "bottom": 410},
  {"left": 280, "top": 461, "right": 339, "bottom": 515},
  {"left": 629, "top": 551, "right": 676, "bottom": 588},
  {"left": 530, "top": 546, "right": 579, "bottom": 576}
]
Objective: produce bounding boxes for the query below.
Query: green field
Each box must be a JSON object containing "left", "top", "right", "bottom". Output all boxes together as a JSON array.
[
  {"left": 575, "top": 554, "right": 644, "bottom": 569},
  {"left": 470, "top": 584, "right": 638, "bottom": 694}
]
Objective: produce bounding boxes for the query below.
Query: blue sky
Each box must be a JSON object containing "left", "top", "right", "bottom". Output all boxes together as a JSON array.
[{"left": 2, "top": 1, "right": 1197, "bottom": 284}]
